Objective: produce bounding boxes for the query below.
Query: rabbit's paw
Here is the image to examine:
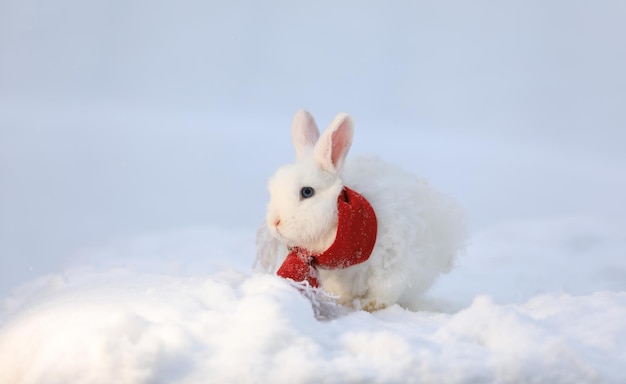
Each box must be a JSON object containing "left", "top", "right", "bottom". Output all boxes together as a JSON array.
[{"left": 360, "top": 299, "right": 387, "bottom": 312}]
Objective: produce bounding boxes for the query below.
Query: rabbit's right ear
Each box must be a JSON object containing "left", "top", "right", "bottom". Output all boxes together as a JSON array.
[
  {"left": 314, "top": 113, "right": 354, "bottom": 174},
  {"left": 291, "top": 110, "right": 320, "bottom": 159}
]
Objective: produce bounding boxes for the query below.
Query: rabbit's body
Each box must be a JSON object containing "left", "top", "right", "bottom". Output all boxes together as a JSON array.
[
  {"left": 260, "top": 110, "right": 466, "bottom": 311},
  {"left": 320, "top": 156, "right": 464, "bottom": 310}
]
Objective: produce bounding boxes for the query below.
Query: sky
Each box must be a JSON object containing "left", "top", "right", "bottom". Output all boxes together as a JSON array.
[{"left": 1, "top": 0, "right": 625, "bottom": 298}]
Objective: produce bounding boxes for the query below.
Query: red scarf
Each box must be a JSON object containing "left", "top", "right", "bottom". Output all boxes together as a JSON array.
[{"left": 277, "top": 186, "right": 378, "bottom": 287}]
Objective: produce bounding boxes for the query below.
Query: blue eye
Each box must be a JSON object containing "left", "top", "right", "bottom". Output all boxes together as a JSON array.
[{"left": 300, "top": 186, "right": 315, "bottom": 199}]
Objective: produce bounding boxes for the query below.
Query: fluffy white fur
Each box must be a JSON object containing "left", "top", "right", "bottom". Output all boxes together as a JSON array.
[{"left": 257, "top": 110, "right": 466, "bottom": 311}]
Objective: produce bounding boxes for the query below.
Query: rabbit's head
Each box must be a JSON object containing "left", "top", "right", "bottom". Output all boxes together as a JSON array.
[{"left": 266, "top": 110, "right": 354, "bottom": 254}]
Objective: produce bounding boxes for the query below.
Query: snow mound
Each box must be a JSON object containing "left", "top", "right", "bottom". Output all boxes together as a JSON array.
[
  {"left": 0, "top": 270, "right": 625, "bottom": 383},
  {"left": 1, "top": 218, "right": 625, "bottom": 383}
]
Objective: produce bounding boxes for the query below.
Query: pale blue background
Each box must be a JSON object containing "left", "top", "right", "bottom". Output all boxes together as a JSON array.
[{"left": 1, "top": 1, "right": 625, "bottom": 297}]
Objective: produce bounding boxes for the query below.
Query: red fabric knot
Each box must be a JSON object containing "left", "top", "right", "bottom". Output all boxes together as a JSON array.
[{"left": 277, "top": 186, "right": 378, "bottom": 287}]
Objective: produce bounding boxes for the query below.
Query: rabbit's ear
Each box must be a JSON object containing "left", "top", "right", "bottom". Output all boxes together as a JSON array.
[
  {"left": 291, "top": 110, "right": 320, "bottom": 159},
  {"left": 314, "top": 113, "right": 354, "bottom": 174}
]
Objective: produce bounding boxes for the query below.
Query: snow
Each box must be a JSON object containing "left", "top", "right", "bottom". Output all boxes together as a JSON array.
[
  {"left": 1, "top": 219, "right": 626, "bottom": 383},
  {"left": 2, "top": 1, "right": 626, "bottom": 382}
]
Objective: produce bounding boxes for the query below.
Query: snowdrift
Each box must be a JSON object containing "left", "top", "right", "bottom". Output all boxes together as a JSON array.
[{"left": 1, "top": 220, "right": 625, "bottom": 383}]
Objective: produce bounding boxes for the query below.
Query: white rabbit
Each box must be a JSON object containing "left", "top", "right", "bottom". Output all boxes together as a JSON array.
[{"left": 256, "top": 110, "right": 466, "bottom": 311}]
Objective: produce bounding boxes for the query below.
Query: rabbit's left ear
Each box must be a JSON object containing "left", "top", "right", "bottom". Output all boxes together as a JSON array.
[
  {"left": 292, "top": 110, "right": 320, "bottom": 159},
  {"left": 314, "top": 113, "right": 354, "bottom": 174}
]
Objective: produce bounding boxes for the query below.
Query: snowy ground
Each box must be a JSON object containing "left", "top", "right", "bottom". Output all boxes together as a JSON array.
[{"left": 1, "top": 218, "right": 625, "bottom": 383}]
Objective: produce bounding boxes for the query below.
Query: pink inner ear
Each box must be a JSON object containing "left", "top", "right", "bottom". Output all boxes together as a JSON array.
[
  {"left": 327, "top": 115, "right": 353, "bottom": 169},
  {"left": 331, "top": 128, "right": 349, "bottom": 168}
]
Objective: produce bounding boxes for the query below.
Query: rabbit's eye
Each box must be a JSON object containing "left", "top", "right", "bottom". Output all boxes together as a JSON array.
[{"left": 300, "top": 186, "right": 315, "bottom": 199}]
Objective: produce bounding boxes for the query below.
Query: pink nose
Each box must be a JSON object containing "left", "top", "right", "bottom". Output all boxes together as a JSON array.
[{"left": 273, "top": 218, "right": 281, "bottom": 227}]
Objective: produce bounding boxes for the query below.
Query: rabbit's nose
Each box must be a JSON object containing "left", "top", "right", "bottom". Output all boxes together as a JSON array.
[{"left": 273, "top": 217, "right": 281, "bottom": 227}]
